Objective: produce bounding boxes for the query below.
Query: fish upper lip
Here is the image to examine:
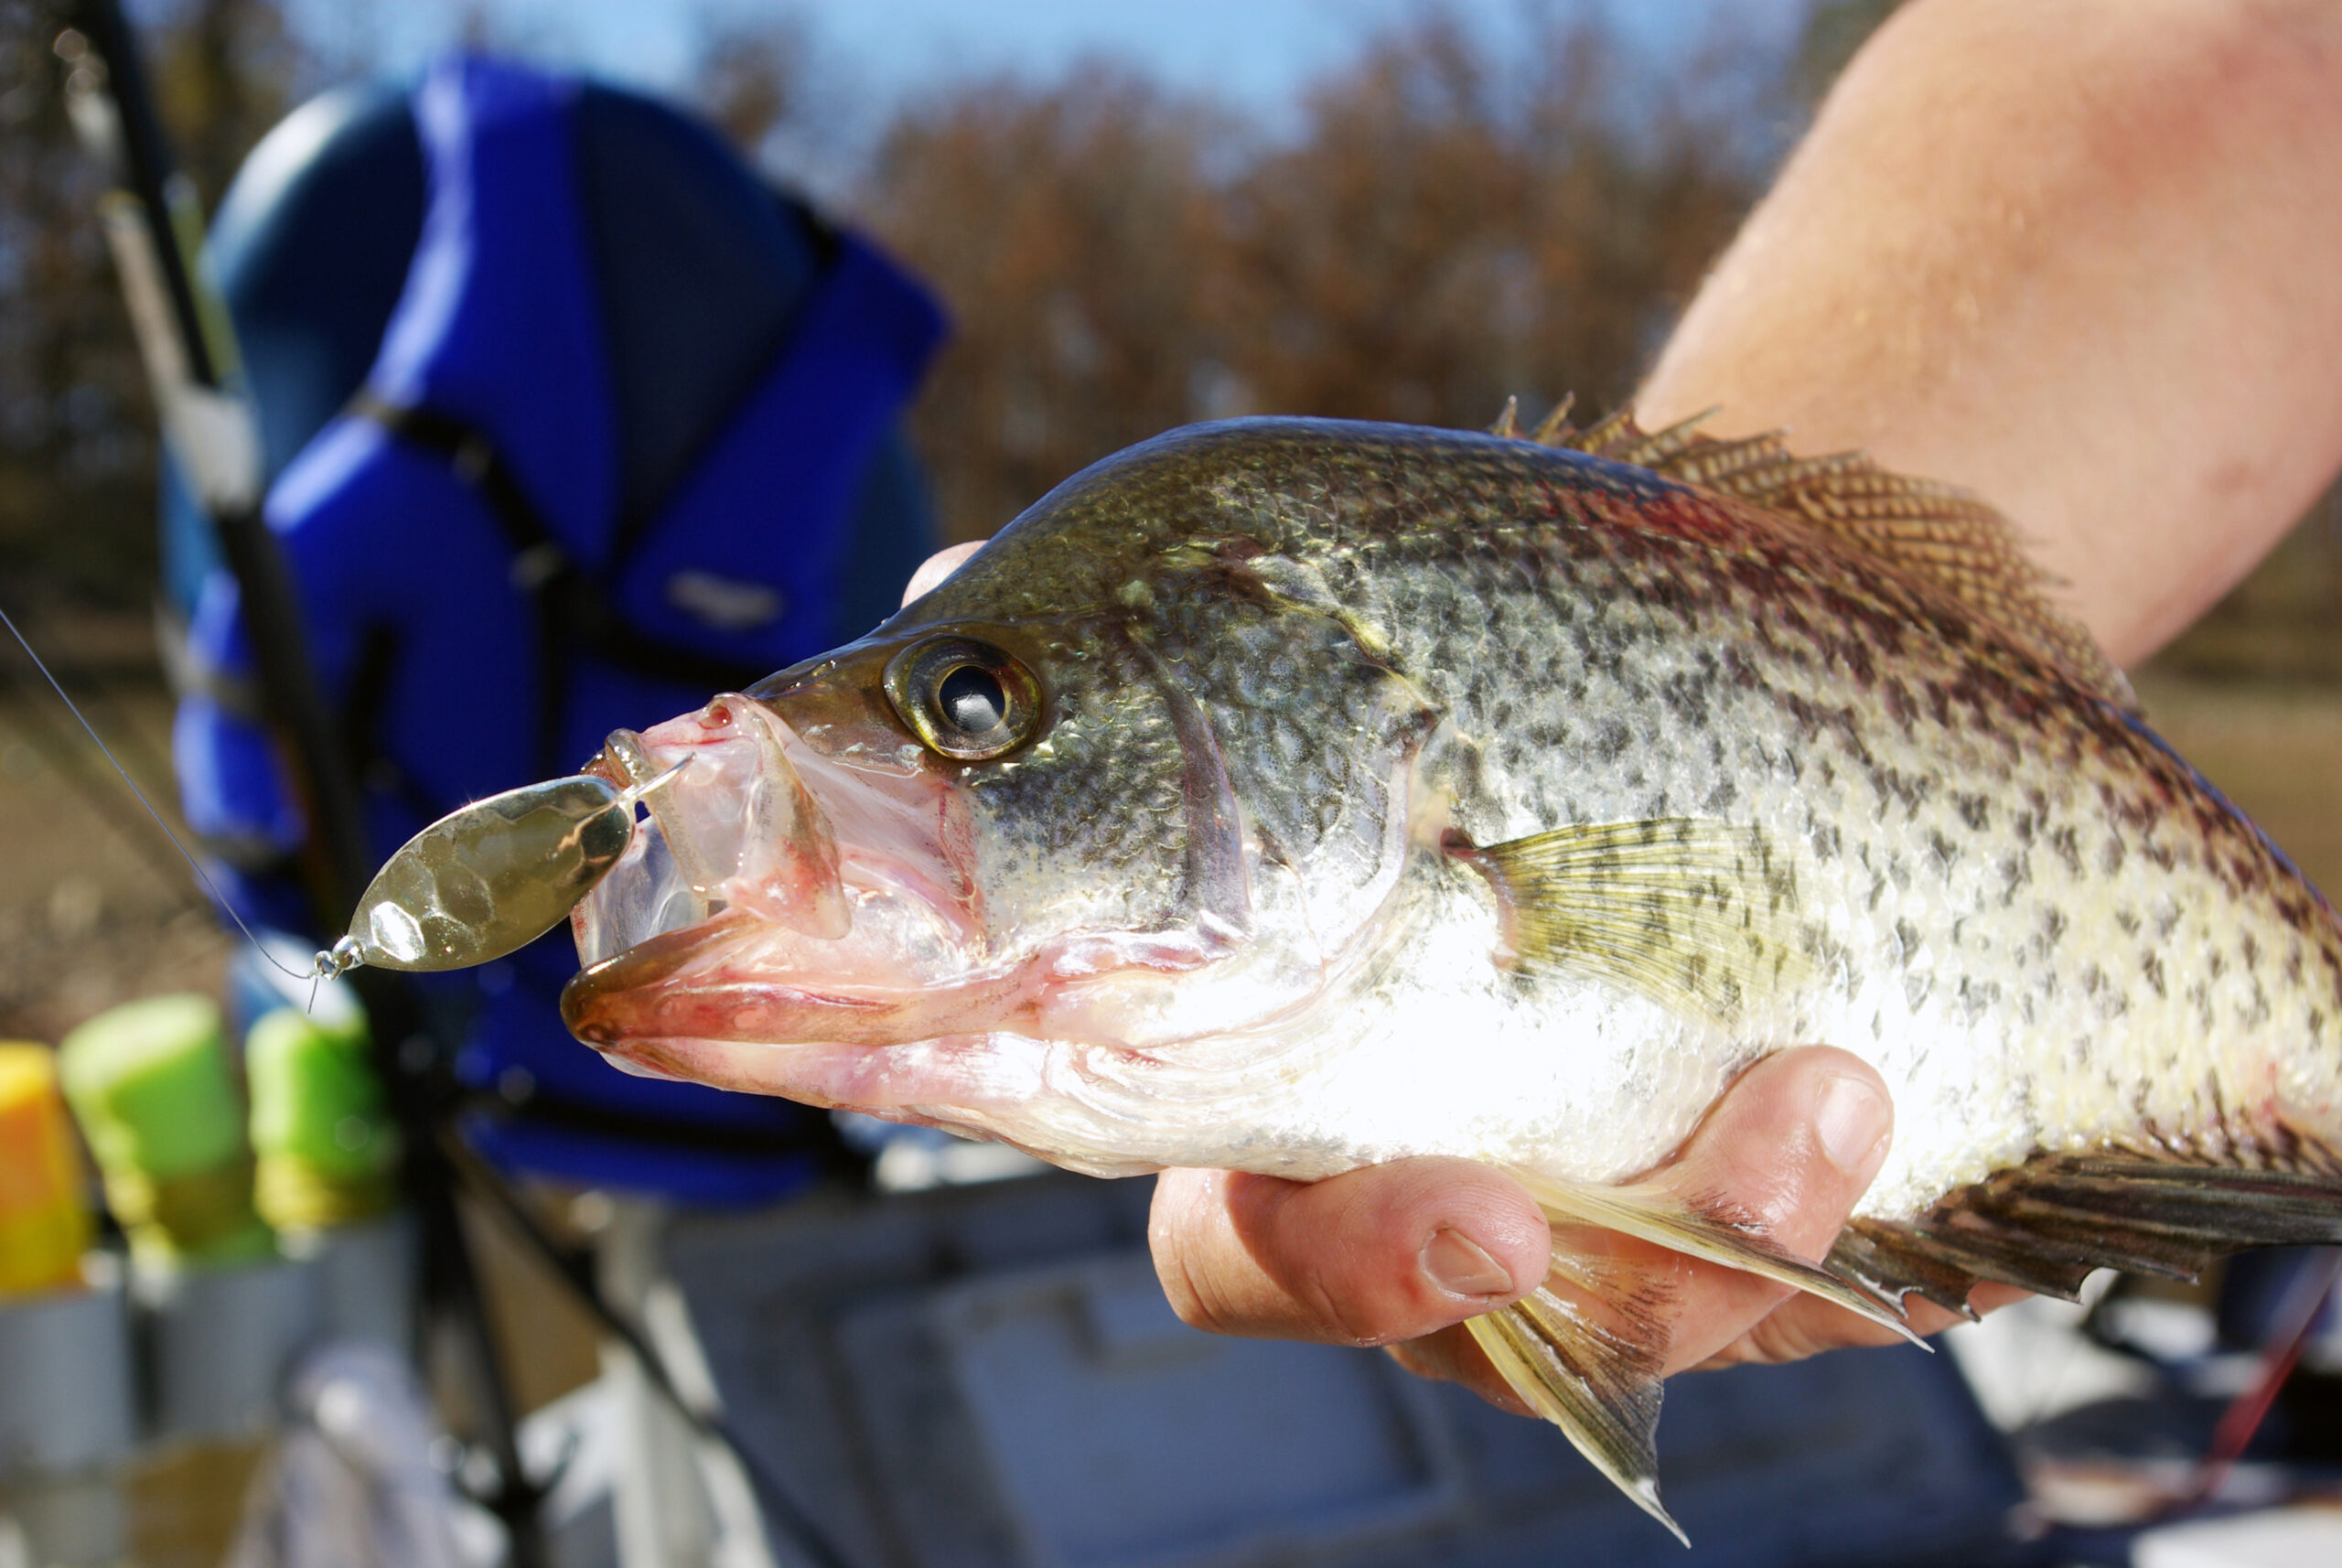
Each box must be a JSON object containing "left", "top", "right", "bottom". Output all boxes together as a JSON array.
[{"left": 572, "top": 697, "right": 867, "bottom": 969}]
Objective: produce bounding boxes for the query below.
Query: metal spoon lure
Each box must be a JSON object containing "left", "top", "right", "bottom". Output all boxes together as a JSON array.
[{"left": 314, "top": 757, "right": 690, "bottom": 980}]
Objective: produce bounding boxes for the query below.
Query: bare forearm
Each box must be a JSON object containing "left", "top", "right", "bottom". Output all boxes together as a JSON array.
[{"left": 1638, "top": 0, "right": 2342, "bottom": 664}]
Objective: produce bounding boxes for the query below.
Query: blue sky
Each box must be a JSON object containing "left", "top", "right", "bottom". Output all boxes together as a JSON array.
[{"left": 273, "top": 0, "right": 1808, "bottom": 136}]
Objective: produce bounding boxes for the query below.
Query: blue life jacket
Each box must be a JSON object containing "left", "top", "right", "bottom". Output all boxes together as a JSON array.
[{"left": 170, "top": 57, "right": 947, "bottom": 1203}]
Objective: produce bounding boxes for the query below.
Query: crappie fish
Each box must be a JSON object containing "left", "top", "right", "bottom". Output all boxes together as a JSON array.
[{"left": 558, "top": 407, "right": 2342, "bottom": 1530}]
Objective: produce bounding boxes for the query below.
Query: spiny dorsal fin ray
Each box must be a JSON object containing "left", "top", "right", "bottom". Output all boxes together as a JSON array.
[
  {"left": 1496, "top": 398, "right": 2138, "bottom": 713},
  {"left": 1827, "top": 1130, "right": 2342, "bottom": 1314},
  {"left": 1605, "top": 406, "right": 1722, "bottom": 471},
  {"left": 1569, "top": 403, "right": 1638, "bottom": 458},
  {"left": 1530, "top": 391, "right": 1576, "bottom": 446}
]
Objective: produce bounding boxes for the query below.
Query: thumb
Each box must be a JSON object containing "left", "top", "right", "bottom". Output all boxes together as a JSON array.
[
  {"left": 901, "top": 540, "right": 985, "bottom": 607},
  {"left": 1149, "top": 1158, "right": 1552, "bottom": 1347},
  {"left": 1389, "top": 1047, "right": 1896, "bottom": 1409}
]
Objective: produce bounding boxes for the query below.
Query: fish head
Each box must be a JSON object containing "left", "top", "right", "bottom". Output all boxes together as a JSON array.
[{"left": 559, "top": 422, "right": 1443, "bottom": 1163}]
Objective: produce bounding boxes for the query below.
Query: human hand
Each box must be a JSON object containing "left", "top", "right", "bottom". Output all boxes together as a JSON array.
[
  {"left": 900, "top": 539, "right": 986, "bottom": 607},
  {"left": 1148, "top": 1046, "right": 2017, "bottom": 1413}
]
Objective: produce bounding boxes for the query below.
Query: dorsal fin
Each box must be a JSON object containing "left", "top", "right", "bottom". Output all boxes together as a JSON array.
[{"left": 1506, "top": 399, "right": 2137, "bottom": 711}]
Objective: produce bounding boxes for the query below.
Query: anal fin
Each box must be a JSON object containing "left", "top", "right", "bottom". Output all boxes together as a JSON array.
[
  {"left": 1829, "top": 1222, "right": 1984, "bottom": 1317},
  {"left": 1467, "top": 1236, "right": 1688, "bottom": 1542},
  {"left": 1473, "top": 1127, "right": 2342, "bottom": 1532},
  {"left": 1829, "top": 1133, "right": 2342, "bottom": 1314}
]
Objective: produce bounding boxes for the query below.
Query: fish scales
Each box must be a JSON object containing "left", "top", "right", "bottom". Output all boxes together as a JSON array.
[
  {"left": 555, "top": 413, "right": 2342, "bottom": 1528},
  {"left": 889, "top": 419, "right": 2342, "bottom": 1208}
]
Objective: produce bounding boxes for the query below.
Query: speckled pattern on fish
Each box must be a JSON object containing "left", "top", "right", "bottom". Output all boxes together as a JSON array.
[
  {"left": 559, "top": 413, "right": 2342, "bottom": 1529},
  {"left": 884, "top": 418, "right": 2342, "bottom": 1214}
]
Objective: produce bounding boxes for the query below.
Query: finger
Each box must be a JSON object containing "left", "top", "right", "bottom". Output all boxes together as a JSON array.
[
  {"left": 1642, "top": 1046, "right": 1896, "bottom": 1374},
  {"left": 1695, "top": 1280, "right": 2029, "bottom": 1369},
  {"left": 1149, "top": 1158, "right": 1551, "bottom": 1348},
  {"left": 1386, "top": 1050, "right": 1904, "bottom": 1410},
  {"left": 901, "top": 540, "right": 986, "bottom": 607}
]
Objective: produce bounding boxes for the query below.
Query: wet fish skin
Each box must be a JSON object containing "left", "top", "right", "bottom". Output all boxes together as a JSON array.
[
  {"left": 1122, "top": 419, "right": 2342, "bottom": 1218},
  {"left": 559, "top": 413, "right": 2342, "bottom": 1527}
]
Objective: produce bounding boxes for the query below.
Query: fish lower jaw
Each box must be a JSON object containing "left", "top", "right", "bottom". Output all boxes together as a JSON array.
[
  {"left": 581, "top": 1030, "right": 1058, "bottom": 1125},
  {"left": 564, "top": 956, "right": 1037, "bottom": 1053},
  {"left": 583, "top": 1027, "right": 1255, "bottom": 1180},
  {"left": 571, "top": 897, "right": 1308, "bottom": 1055}
]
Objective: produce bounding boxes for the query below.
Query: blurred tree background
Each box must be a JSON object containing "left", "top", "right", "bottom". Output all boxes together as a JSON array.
[
  {"left": 0, "top": 0, "right": 1877, "bottom": 1036},
  {"left": 863, "top": 9, "right": 1781, "bottom": 543},
  {"left": 0, "top": 0, "right": 1831, "bottom": 623},
  {"left": 4, "top": 0, "right": 2334, "bottom": 667},
  {"left": 1, "top": 0, "right": 2339, "bottom": 1038}
]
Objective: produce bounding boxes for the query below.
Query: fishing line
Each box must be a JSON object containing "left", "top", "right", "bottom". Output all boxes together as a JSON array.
[
  {"left": 0, "top": 651, "right": 195, "bottom": 892},
  {"left": 56, "top": 650, "right": 179, "bottom": 799},
  {"left": 0, "top": 599, "right": 318, "bottom": 985}
]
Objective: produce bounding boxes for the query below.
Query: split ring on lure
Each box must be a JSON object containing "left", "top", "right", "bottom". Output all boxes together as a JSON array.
[{"left": 315, "top": 756, "right": 689, "bottom": 980}]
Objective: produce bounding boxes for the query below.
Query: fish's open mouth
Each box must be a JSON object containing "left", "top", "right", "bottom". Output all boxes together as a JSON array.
[
  {"left": 570, "top": 695, "right": 853, "bottom": 969},
  {"left": 556, "top": 671, "right": 1290, "bottom": 1128},
  {"left": 561, "top": 694, "right": 1006, "bottom": 1058}
]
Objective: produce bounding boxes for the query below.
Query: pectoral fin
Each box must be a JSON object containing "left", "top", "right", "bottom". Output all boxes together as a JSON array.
[{"left": 1456, "top": 819, "right": 1809, "bottom": 1027}]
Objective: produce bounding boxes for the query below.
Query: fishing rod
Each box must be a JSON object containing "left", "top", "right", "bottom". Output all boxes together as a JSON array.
[
  {"left": 53, "top": 4, "right": 368, "bottom": 924},
  {"left": 0, "top": 603, "right": 867, "bottom": 1568},
  {"left": 51, "top": 5, "right": 551, "bottom": 1562},
  {"left": 41, "top": 18, "right": 865, "bottom": 1568}
]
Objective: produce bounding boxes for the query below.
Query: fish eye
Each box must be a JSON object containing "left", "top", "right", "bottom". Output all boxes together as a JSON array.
[
  {"left": 939, "top": 664, "right": 1005, "bottom": 734},
  {"left": 883, "top": 635, "right": 1042, "bottom": 761}
]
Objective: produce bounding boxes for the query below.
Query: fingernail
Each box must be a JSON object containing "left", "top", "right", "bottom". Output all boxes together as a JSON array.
[
  {"left": 1421, "top": 1228, "right": 1516, "bottom": 1299},
  {"left": 1815, "top": 1072, "right": 1891, "bottom": 1174}
]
